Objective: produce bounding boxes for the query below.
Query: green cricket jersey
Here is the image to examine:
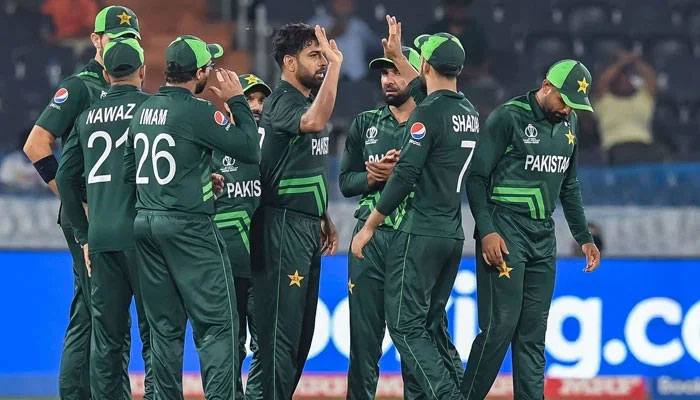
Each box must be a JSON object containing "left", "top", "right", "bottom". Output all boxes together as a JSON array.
[
  {"left": 56, "top": 85, "right": 150, "bottom": 251},
  {"left": 36, "top": 59, "right": 109, "bottom": 141},
  {"left": 259, "top": 80, "right": 329, "bottom": 217},
  {"left": 466, "top": 90, "right": 594, "bottom": 245},
  {"left": 212, "top": 144, "right": 262, "bottom": 252},
  {"left": 376, "top": 90, "right": 480, "bottom": 240},
  {"left": 123, "top": 86, "right": 260, "bottom": 215},
  {"left": 339, "top": 106, "right": 409, "bottom": 228}
]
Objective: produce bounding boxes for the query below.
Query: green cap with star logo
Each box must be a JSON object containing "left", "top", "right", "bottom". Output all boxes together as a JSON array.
[
  {"left": 103, "top": 38, "right": 144, "bottom": 78},
  {"left": 165, "top": 35, "right": 224, "bottom": 72},
  {"left": 94, "top": 5, "right": 140, "bottom": 39},
  {"left": 546, "top": 59, "right": 594, "bottom": 112},
  {"left": 239, "top": 74, "right": 272, "bottom": 96},
  {"left": 369, "top": 46, "right": 422, "bottom": 72},
  {"left": 414, "top": 32, "right": 465, "bottom": 77}
]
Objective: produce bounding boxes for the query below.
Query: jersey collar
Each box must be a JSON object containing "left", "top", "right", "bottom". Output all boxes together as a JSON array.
[
  {"left": 157, "top": 86, "right": 193, "bottom": 96},
  {"left": 85, "top": 59, "right": 109, "bottom": 86},
  {"left": 277, "top": 80, "right": 314, "bottom": 101},
  {"left": 107, "top": 84, "right": 141, "bottom": 94}
]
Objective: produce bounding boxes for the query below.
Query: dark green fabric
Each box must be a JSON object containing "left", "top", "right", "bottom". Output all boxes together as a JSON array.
[
  {"left": 124, "top": 88, "right": 260, "bottom": 214},
  {"left": 56, "top": 85, "right": 150, "bottom": 250},
  {"left": 232, "top": 277, "right": 262, "bottom": 400},
  {"left": 259, "top": 81, "right": 329, "bottom": 217},
  {"left": 465, "top": 91, "right": 593, "bottom": 245},
  {"left": 376, "top": 90, "right": 479, "bottom": 240},
  {"left": 461, "top": 207, "right": 556, "bottom": 400},
  {"left": 249, "top": 206, "right": 321, "bottom": 399},
  {"left": 339, "top": 106, "right": 409, "bottom": 228},
  {"left": 134, "top": 212, "right": 239, "bottom": 400},
  {"left": 89, "top": 250, "right": 152, "bottom": 399},
  {"left": 384, "top": 231, "right": 464, "bottom": 399},
  {"left": 36, "top": 60, "right": 108, "bottom": 140}
]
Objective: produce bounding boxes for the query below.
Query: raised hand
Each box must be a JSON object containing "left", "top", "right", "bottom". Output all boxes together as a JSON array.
[
  {"left": 382, "top": 15, "right": 403, "bottom": 61},
  {"left": 209, "top": 69, "right": 244, "bottom": 101},
  {"left": 315, "top": 25, "right": 343, "bottom": 65}
]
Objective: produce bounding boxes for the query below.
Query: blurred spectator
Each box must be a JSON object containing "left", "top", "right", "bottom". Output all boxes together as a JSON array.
[
  {"left": 41, "top": 0, "right": 97, "bottom": 40},
  {"left": 309, "top": 0, "right": 378, "bottom": 81},
  {"left": 571, "top": 222, "right": 605, "bottom": 256},
  {"left": 425, "top": 0, "right": 489, "bottom": 83},
  {"left": 593, "top": 51, "right": 662, "bottom": 165},
  {"left": 0, "top": 126, "right": 46, "bottom": 192}
]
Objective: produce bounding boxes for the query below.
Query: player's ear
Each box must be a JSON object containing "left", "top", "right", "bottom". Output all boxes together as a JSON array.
[
  {"left": 90, "top": 33, "right": 102, "bottom": 53},
  {"left": 283, "top": 54, "right": 296, "bottom": 73}
]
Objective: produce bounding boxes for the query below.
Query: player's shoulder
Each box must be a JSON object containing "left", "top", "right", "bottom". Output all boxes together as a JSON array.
[
  {"left": 501, "top": 94, "right": 532, "bottom": 115},
  {"left": 52, "top": 75, "right": 89, "bottom": 101},
  {"left": 354, "top": 108, "right": 383, "bottom": 125}
]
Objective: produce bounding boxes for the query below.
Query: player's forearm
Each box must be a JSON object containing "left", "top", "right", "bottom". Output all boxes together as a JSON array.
[
  {"left": 560, "top": 183, "right": 594, "bottom": 246},
  {"left": 407, "top": 77, "right": 427, "bottom": 104},
  {"left": 466, "top": 173, "right": 496, "bottom": 238},
  {"left": 392, "top": 55, "right": 419, "bottom": 84},
  {"left": 338, "top": 171, "right": 370, "bottom": 197},
  {"left": 300, "top": 62, "right": 341, "bottom": 133},
  {"left": 227, "top": 95, "right": 258, "bottom": 133},
  {"left": 225, "top": 97, "right": 261, "bottom": 163},
  {"left": 375, "top": 172, "right": 412, "bottom": 216},
  {"left": 363, "top": 208, "right": 386, "bottom": 231},
  {"left": 55, "top": 172, "right": 88, "bottom": 245}
]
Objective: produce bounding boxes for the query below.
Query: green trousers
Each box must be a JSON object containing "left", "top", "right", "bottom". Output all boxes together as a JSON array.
[
  {"left": 219, "top": 226, "right": 263, "bottom": 400},
  {"left": 346, "top": 222, "right": 427, "bottom": 400},
  {"left": 461, "top": 207, "right": 556, "bottom": 400},
  {"left": 89, "top": 250, "right": 153, "bottom": 399},
  {"left": 134, "top": 211, "right": 239, "bottom": 400},
  {"left": 249, "top": 207, "right": 321, "bottom": 400},
  {"left": 384, "top": 231, "right": 464, "bottom": 400}
]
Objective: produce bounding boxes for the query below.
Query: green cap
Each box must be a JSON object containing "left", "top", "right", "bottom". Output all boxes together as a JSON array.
[
  {"left": 414, "top": 32, "right": 465, "bottom": 77},
  {"left": 239, "top": 74, "right": 272, "bottom": 96},
  {"left": 103, "top": 38, "right": 144, "bottom": 78},
  {"left": 94, "top": 5, "right": 140, "bottom": 39},
  {"left": 546, "top": 59, "right": 594, "bottom": 112},
  {"left": 165, "top": 35, "right": 224, "bottom": 71},
  {"left": 369, "top": 46, "right": 422, "bottom": 72}
]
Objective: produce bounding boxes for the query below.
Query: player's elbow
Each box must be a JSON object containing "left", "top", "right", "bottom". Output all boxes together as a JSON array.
[
  {"left": 338, "top": 175, "right": 354, "bottom": 198},
  {"left": 299, "top": 115, "right": 324, "bottom": 134},
  {"left": 24, "top": 126, "right": 55, "bottom": 162}
]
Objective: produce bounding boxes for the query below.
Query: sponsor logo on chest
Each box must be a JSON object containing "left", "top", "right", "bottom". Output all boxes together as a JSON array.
[{"left": 312, "top": 137, "right": 329, "bottom": 156}]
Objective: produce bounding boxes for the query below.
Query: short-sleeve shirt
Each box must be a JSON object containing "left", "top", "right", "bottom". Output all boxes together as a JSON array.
[{"left": 595, "top": 90, "right": 654, "bottom": 150}]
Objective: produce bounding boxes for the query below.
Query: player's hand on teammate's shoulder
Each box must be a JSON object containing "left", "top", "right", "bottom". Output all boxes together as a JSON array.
[
  {"left": 481, "top": 232, "right": 509, "bottom": 267},
  {"left": 382, "top": 15, "right": 403, "bottom": 61},
  {"left": 314, "top": 25, "right": 343, "bottom": 65},
  {"left": 582, "top": 242, "right": 601, "bottom": 273},
  {"left": 209, "top": 69, "right": 244, "bottom": 101}
]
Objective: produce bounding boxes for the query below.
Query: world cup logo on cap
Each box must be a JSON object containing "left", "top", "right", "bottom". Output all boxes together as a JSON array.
[
  {"left": 410, "top": 122, "right": 426, "bottom": 140},
  {"left": 214, "top": 111, "right": 229, "bottom": 126},
  {"left": 53, "top": 88, "right": 69, "bottom": 104}
]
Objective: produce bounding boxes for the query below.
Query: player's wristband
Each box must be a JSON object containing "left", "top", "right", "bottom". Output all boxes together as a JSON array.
[{"left": 33, "top": 155, "right": 59, "bottom": 183}]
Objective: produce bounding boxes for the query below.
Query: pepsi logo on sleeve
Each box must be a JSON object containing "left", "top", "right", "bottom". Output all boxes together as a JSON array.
[
  {"left": 53, "top": 88, "right": 69, "bottom": 104},
  {"left": 214, "top": 111, "right": 229, "bottom": 125},
  {"left": 410, "top": 122, "right": 426, "bottom": 140}
]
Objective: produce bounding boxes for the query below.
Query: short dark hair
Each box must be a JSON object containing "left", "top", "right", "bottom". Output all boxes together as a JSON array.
[
  {"left": 165, "top": 61, "right": 198, "bottom": 84},
  {"left": 272, "top": 23, "right": 318, "bottom": 68}
]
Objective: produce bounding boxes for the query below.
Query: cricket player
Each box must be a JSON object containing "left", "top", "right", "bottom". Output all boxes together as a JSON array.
[
  {"left": 22, "top": 6, "right": 140, "bottom": 399},
  {"left": 212, "top": 73, "right": 271, "bottom": 399},
  {"left": 461, "top": 60, "right": 601, "bottom": 400},
  {"left": 352, "top": 19, "right": 478, "bottom": 398},
  {"left": 340, "top": 45, "right": 427, "bottom": 399},
  {"left": 55, "top": 38, "right": 153, "bottom": 399},
  {"left": 249, "top": 23, "right": 341, "bottom": 399},
  {"left": 124, "top": 35, "right": 260, "bottom": 399}
]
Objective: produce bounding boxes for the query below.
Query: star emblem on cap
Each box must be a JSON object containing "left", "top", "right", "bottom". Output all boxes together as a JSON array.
[
  {"left": 566, "top": 129, "right": 576, "bottom": 145},
  {"left": 288, "top": 270, "right": 304, "bottom": 287},
  {"left": 577, "top": 77, "right": 589, "bottom": 94},
  {"left": 117, "top": 11, "right": 132, "bottom": 25},
  {"left": 245, "top": 75, "right": 260, "bottom": 85},
  {"left": 348, "top": 279, "right": 355, "bottom": 294},
  {"left": 498, "top": 263, "right": 513, "bottom": 279}
]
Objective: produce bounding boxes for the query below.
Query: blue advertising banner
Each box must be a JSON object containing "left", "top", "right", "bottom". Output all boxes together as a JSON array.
[{"left": 1, "top": 251, "right": 698, "bottom": 396}]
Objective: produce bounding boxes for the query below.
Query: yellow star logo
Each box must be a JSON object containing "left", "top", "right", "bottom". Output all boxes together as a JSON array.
[
  {"left": 288, "top": 270, "right": 304, "bottom": 287},
  {"left": 117, "top": 11, "right": 132, "bottom": 25},
  {"left": 498, "top": 263, "right": 514, "bottom": 279},
  {"left": 577, "top": 77, "right": 589, "bottom": 94},
  {"left": 566, "top": 129, "right": 575, "bottom": 145},
  {"left": 245, "top": 75, "right": 260, "bottom": 85},
  {"left": 348, "top": 279, "right": 355, "bottom": 294}
]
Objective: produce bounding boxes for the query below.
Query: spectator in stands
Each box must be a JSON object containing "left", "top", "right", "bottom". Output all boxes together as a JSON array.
[
  {"left": 594, "top": 51, "right": 661, "bottom": 165},
  {"left": 41, "top": 0, "right": 97, "bottom": 40},
  {"left": 309, "top": 0, "right": 378, "bottom": 81},
  {"left": 425, "top": 0, "right": 489, "bottom": 83}
]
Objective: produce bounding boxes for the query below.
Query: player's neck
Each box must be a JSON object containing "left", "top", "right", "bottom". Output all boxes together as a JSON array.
[
  {"left": 281, "top": 73, "right": 312, "bottom": 97},
  {"left": 165, "top": 81, "right": 197, "bottom": 94},
  {"left": 94, "top": 51, "right": 104, "bottom": 67},
  {"left": 389, "top": 98, "right": 416, "bottom": 124},
  {"left": 426, "top": 75, "right": 457, "bottom": 95}
]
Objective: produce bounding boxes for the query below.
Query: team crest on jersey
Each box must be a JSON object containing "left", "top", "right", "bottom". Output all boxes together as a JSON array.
[
  {"left": 214, "top": 111, "right": 229, "bottom": 126},
  {"left": 410, "top": 122, "right": 426, "bottom": 140},
  {"left": 523, "top": 123, "right": 540, "bottom": 144},
  {"left": 365, "top": 126, "right": 378, "bottom": 145},
  {"left": 53, "top": 88, "right": 69, "bottom": 104}
]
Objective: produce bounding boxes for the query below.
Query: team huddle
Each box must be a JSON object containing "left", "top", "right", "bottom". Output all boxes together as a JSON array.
[{"left": 23, "top": 4, "right": 602, "bottom": 400}]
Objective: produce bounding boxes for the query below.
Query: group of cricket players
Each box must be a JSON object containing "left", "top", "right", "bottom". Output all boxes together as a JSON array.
[{"left": 22, "top": 4, "right": 602, "bottom": 400}]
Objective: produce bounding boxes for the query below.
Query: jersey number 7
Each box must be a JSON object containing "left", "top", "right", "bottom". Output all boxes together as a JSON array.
[{"left": 456, "top": 140, "right": 476, "bottom": 193}]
